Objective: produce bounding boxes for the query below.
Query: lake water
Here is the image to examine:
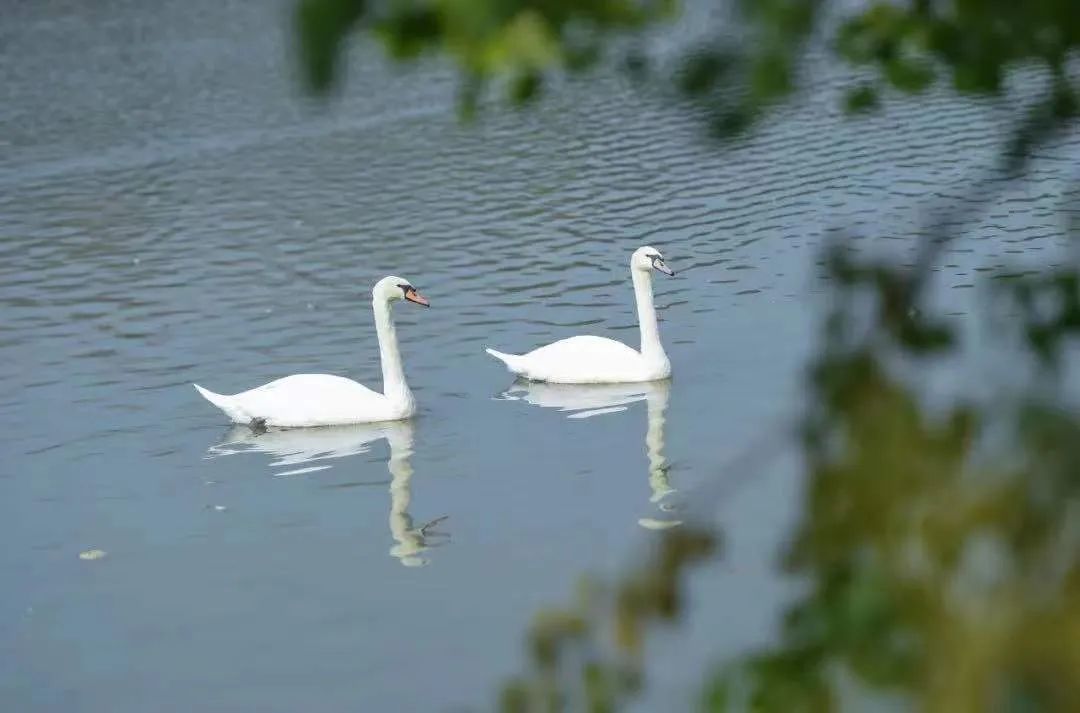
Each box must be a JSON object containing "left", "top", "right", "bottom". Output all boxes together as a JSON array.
[{"left": 3, "top": 1, "right": 1078, "bottom": 711}]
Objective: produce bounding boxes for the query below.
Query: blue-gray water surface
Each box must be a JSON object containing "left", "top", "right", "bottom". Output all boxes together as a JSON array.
[{"left": 3, "top": 1, "right": 1079, "bottom": 711}]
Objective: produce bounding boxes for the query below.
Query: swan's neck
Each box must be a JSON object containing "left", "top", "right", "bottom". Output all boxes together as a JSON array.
[
  {"left": 632, "top": 268, "right": 666, "bottom": 361},
  {"left": 373, "top": 298, "right": 412, "bottom": 406}
]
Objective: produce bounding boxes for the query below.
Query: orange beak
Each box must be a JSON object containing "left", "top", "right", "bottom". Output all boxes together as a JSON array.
[{"left": 404, "top": 288, "right": 430, "bottom": 307}]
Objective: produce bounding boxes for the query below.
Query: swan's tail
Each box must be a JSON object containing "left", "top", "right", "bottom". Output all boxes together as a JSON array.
[
  {"left": 193, "top": 383, "right": 250, "bottom": 423},
  {"left": 484, "top": 347, "right": 523, "bottom": 373}
]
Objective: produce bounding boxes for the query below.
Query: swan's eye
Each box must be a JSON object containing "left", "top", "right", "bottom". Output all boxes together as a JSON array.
[{"left": 397, "top": 283, "right": 413, "bottom": 294}]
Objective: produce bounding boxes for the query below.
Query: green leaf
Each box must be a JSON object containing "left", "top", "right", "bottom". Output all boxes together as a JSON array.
[
  {"left": 750, "top": 51, "right": 793, "bottom": 102},
  {"left": 844, "top": 84, "right": 879, "bottom": 113},
  {"left": 296, "top": 0, "right": 365, "bottom": 93},
  {"left": 884, "top": 55, "right": 935, "bottom": 93},
  {"left": 509, "top": 70, "right": 542, "bottom": 105},
  {"left": 677, "top": 50, "right": 733, "bottom": 97}
]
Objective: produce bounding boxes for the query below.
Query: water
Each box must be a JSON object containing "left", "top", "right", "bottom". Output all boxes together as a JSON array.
[{"left": 3, "top": 1, "right": 1079, "bottom": 711}]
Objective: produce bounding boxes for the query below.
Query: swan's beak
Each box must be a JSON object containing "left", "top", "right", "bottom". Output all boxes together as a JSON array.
[
  {"left": 654, "top": 260, "right": 675, "bottom": 276},
  {"left": 404, "top": 289, "right": 430, "bottom": 307}
]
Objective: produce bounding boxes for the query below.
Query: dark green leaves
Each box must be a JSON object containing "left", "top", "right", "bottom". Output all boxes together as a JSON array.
[
  {"left": 287, "top": 5, "right": 1080, "bottom": 713},
  {"left": 295, "top": 0, "right": 365, "bottom": 92},
  {"left": 844, "top": 83, "right": 879, "bottom": 113},
  {"left": 296, "top": 0, "right": 674, "bottom": 119},
  {"left": 998, "top": 269, "right": 1080, "bottom": 367},
  {"left": 509, "top": 69, "right": 542, "bottom": 105},
  {"left": 295, "top": 0, "right": 1080, "bottom": 144},
  {"left": 377, "top": 6, "right": 442, "bottom": 61},
  {"left": 677, "top": 49, "right": 734, "bottom": 97}
]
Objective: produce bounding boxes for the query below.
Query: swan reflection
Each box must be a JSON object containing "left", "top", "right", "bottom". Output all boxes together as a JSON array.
[
  {"left": 206, "top": 421, "right": 448, "bottom": 566},
  {"left": 498, "top": 379, "right": 682, "bottom": 529}
]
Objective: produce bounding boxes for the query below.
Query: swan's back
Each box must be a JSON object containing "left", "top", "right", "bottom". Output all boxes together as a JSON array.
[
  {"left": 196, "top": 374, "right": 402, "bottom": 427},
  {"left": 502, "top": 336, "right": 659, "bottom": 383}
]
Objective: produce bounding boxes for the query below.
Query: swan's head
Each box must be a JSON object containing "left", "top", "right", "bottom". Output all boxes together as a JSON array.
[
  {"left": 632, "top": 246, "right": 675, "bottom": 276},
  {"left": 373, "top": 275, "right": 429, "bottom": 307}
]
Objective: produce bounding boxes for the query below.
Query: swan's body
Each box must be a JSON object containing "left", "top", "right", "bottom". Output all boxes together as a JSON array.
[
  {"left": 194, "top": 276, "right": 428, "bottom": 428},
  {"left": 194, "top": 375, "right": 406, "bottom": 429},
  {"left": 486, "top": 336, "right": 660, "bottom": 384},
  {"left": 485, "top": 246, "right": 674, "bottom": 383}
]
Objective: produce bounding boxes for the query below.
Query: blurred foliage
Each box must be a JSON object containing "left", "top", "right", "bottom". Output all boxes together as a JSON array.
[
  {"left": 499, "top": 528, "right": 716, "bottom": 712},
  {"left": 695, "top": 242, "right": 1080, "bottom": 712},
  {"left": 296, "top": 0, "right": 1080, "bottom": 136},
  {"left": 292, "top": 1, "right": 1080, "bottom": 712},
  {"left": 491, "top": 243, "right": 1080, "bottom": 712},
  {"left": 489, "top": 252, "right": 1080, "bottom": 713},
  {"left": 296, "top": 0, "right": 678, "bottom": 117}
]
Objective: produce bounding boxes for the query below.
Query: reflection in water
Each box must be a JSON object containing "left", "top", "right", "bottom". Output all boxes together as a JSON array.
[
  {"left": 498, "top": 380, "right": 682, "bottom": 529},
  {"left": 207, "top": 421, "right": 448, "bottom": 566},
  {"left": 381, "top": 423, "right": 450, "bottom": 567}
]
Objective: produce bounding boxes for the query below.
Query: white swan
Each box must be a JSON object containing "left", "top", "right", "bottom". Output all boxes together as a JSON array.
[
  {"left": 498, "top": 379, "right": 681, "bottom": 529},
  {"left": 485, "top": 246, "right": 674, "bottom": 383},
  {"left": 194, "top": 276, "right": 429, "bottom": 427}
]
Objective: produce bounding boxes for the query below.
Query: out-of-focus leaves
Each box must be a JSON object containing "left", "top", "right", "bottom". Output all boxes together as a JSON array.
[
  {"left": 296, "top": 0, "right": 675, "bottom": 119},
  {"left": 295, "top": 0, "right": 365, "bottom": 92},
  {"left": 883, "top": 55, "right": 934, "bottom": 93},
  {"left": 509, "top": 69, "right": 543, "bottom": 105},
  {"left": 844, "top": 84, "right": 879, "bottom": 113},
  {"left": 950, "top": 56, "right": 1003, "bottom": 94},
  {"left": 995, "top": 268, "right": 1080, "bottom": 367},
  {"left": 376, "top": 6, "right": 442, "bottom": 61},
  {"left": 835, "top": 2, "right": 909, "bottom": 65},
  {"left": 1002, "top": 80, "right": 1080, "bottom": 174},
  {"left": 564, "top": 37, "right": 602, "bottom": 73},
  {"left": 677, "top": 49, "right": 734, "bottom": 97},
  {"left": 708, "top": 107, "right": 754, "bottom": 140},
  {"left": 701, "top": 206, "right": 1080, "bottom": 711},
  {"left": 296, "top": 0, "right": 1080, "bottom": 142},
  {"left": 287, "top": 4, "right": 1080, "bottom": 712},
  {"left": 750, "top": 50, "right": 793, "bottom": 102},
  {"left": 682, "top": 1, "right": 821, "bottom": 139},
  {"left": 833, "top": 0, "right": 1080, "bottom": 151},
  {"left": 496, "top": 528, "right": 717, "bottom": 711}
]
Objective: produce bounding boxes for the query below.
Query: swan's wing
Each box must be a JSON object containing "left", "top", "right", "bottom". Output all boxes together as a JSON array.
[
  {"left": 525, "top": 335, "right": 642, "bottom": 361},
  {"left": 231, "top": 374, "right": 390, "bottom": 427},
  {"left": 517, "top": 336, "right": 646, "bottom": 383}
]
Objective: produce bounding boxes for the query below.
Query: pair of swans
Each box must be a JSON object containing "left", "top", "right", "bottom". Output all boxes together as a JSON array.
[{"left": 193, "top": 247, "right": 675, "bottom": 427}]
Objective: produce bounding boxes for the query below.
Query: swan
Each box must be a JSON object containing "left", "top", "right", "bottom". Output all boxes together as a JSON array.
[
  {"left": 485, "top": 246, "right": 675, "bottom": 383},
  {"left": 193, "top": 276, "right": 429, "bottom": 428}
]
